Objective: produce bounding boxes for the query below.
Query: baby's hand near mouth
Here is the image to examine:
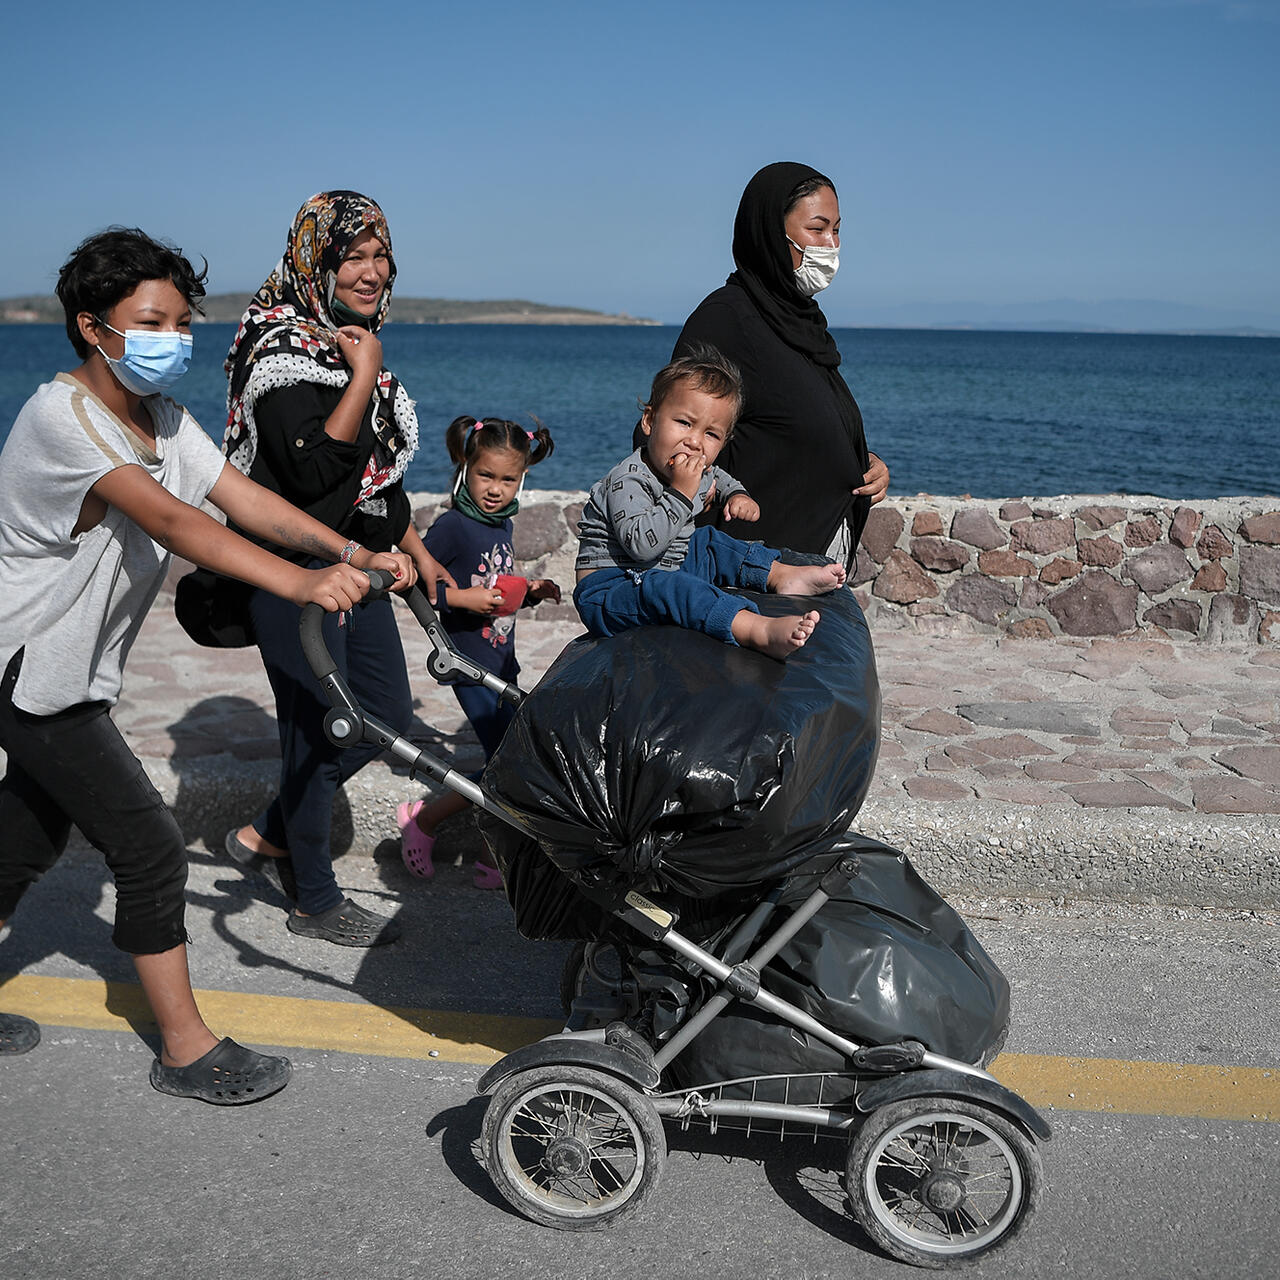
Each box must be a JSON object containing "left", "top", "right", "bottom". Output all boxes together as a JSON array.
[{"left": 668, "top": 450, "right": 706, "bottom": 501}]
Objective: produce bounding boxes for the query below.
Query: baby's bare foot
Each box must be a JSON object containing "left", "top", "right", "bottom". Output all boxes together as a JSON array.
[
  {"left": 732, "top": 609, "right": 820, "bottom": 660},
  {"left": 767, "top": 560, "right": 846, "bottom": 596}
]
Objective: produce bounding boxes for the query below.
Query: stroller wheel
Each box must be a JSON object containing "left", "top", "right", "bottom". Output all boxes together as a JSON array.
[
  {"left": 482, "top": 1064, "right": 666, "bottom": 1230},
  {"left": 846, "top": 1096, "right": 1042, "bottom": 1268}
]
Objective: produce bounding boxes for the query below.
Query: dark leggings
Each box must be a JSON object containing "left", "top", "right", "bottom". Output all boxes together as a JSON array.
[
  {"left": 248, "top": 587, "right": 412, "bottom": 915},
  {"left": 0, "top": 649, "right": 188, "bottom": 954}
]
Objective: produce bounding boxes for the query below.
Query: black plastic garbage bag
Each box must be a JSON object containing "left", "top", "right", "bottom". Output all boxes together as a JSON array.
[
  {"left": 492, "top": 830, "right": 605, "bottom": 942},
  {"left": 668, "top": 836, "right": 1011, "bottom": 1093},
  {"left": 480, "top": 578, "right": 879, "bottom": 938}
]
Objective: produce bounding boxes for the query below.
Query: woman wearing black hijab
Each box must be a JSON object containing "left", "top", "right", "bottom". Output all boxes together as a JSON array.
[{"left": 674, "top": 162, "right": 889, "bottom": 567}]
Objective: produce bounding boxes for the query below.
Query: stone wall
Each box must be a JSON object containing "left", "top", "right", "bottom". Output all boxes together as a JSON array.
[
  {"left": 410, "top": 492, "right": 1280, "bottom": 643},
  {"left": 853, "top": 496, "right": 1279, "bottom": 643}
]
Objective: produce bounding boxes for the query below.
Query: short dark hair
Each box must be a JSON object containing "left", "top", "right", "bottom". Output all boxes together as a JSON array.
[
  {"left": 784, "top": 175, "right": 837, "bottom": 215},
  {"left": 645, "top": 345, "right": 745, "bottom": 426},
  {"left": 55, "top": 227, "right": 207, "bottom": 358}
]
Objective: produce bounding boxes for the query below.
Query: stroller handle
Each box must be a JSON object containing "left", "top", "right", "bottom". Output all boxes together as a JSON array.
[
  {"left": 298, "top": 568, "right": 397, "bottom": 684},
  {"left": 294, "top": 567, "right": 525, "bottom": 812},
  {"left": 299, "top": 567, "right": 525, "bottom": 718},
  {"left": 300, "top": 569, "right": 522, "bottom": 704}
]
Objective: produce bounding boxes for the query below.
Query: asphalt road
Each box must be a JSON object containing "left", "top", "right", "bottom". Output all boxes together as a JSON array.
[{"left": 1, "top": 841, "right": 1277, "bottom": 1280}]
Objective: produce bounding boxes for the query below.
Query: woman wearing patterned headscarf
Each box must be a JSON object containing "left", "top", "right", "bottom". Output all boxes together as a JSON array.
[
  {"left": 222, "top": 190, "right": 452, "bottom": 947},
  {"left": 673, "top": 162, "right": 890, "bottom": 569}
]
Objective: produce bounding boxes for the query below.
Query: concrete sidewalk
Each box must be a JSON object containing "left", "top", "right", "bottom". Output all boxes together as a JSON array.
[{"left": 96, "top": 580, "right": 1280, "bottom": 910}]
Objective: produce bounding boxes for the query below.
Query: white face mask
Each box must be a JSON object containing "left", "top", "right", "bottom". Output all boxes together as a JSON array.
[{"left": 787, "top": 236, "right": 839, "bottom": 297}]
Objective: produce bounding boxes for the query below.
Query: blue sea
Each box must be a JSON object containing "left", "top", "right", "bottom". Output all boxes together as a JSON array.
[{"left": 2, "top": 324, "right": 1277, "bottom": 498}]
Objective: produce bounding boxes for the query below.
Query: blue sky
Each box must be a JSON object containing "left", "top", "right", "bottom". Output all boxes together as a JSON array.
[{"left": 2, "top": 0, "right": 1277, "bottom": 327}]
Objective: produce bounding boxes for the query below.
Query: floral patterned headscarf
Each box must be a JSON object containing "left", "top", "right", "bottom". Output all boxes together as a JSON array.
[{"left": 222, "top": 190, "right": 417, "bottom": 507}]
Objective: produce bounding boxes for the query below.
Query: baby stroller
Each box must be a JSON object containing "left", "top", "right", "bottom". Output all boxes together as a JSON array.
[{"left": 302, "top": 570, "right": 1050, "bottom": 1269}]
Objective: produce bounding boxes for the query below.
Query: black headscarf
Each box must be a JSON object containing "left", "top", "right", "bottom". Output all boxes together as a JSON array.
[{"left": 729, "top": 161, "right": 843, "bottom": 368}]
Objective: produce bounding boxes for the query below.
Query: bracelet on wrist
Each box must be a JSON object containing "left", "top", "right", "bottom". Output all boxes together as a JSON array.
[{"left": 339, "top": 540, "right": 361, "bottom": 565}]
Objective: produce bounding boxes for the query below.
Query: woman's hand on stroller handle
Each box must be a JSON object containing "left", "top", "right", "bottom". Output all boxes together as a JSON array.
[
  {"left": 295, "top": 562, "right": 376, "bottom": 612},
  {"left": 297, "top": 566, "right": 401, "bottom": 684},
  {"left": 352, "top": 549, "right": 416, "bottom": 592},
  {"left": 360, "top": 567, "right": 399, "bottom": 595}
]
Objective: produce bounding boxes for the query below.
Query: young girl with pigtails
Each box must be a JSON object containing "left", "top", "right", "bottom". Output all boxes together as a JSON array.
[{"left": 397, "top": 415, "right": 561, "bottom": 887}]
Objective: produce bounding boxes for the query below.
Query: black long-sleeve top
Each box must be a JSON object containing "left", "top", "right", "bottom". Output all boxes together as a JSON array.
[
  {"left": 675, "top": 282, "right": 870, "bottom": 557},
  {"left": 235, "top": 381, "right": 411, "bottom": 564}
]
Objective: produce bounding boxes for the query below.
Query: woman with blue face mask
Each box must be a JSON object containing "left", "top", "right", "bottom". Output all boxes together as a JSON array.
[
  {"left": 0, "top": 227, "right": 419, "bottom": 1098},
  {"left": 672, "top": 162, "right": 890, "bottom": 570}
]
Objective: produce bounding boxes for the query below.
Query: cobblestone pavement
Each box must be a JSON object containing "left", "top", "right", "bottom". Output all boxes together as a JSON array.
[{"left": 870, "top": 628, "right": 1280, "bottom": 815}]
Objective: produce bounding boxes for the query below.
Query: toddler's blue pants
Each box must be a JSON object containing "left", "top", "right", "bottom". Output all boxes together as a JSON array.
[{"left": 574, "top": 527, "right": 778, "bottom": 645}]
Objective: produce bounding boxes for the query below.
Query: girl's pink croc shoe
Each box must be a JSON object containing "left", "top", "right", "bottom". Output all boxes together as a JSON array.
[{"left": 397, "top": 799, "right": 435, "bottom": 879}]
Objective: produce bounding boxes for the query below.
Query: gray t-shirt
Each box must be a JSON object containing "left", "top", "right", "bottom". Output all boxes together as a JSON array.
[
  {"left": 0, "top": 374, "right": 226, "bottom": 715},
  {"left": 575, "top": 448, "right": 746, "bottom": 575}
]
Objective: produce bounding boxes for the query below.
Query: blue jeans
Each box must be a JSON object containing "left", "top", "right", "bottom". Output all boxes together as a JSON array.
[
  {"left": 574, "top": 527, "right": 778, "bottom": 644},
  {"left": 249, "top": 586, "right": 411, "bottom": 915}
]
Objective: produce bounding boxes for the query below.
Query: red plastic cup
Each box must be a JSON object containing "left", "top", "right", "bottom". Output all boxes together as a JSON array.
[{"left": 493, "top": 575, "right": 528, "bottom": 616}]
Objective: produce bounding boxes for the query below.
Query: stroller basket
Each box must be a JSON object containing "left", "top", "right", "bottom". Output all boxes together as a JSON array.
[{"left": 658, "top": 1073, "right": 871, "bottom": 1139}]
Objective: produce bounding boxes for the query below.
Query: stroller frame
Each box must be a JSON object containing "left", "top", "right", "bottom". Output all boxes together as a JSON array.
[{"left": 301, "top": 577, "right": 1050, "bottom": 1268}]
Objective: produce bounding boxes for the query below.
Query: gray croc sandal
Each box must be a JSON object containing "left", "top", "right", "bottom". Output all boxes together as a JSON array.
[
  {"left": 0, "top": 1012, "right": 40, "bottom": 1055},
  {"left": 287, "top": 898, "right": 401, "bottom": 947},
  {"left": 149, "top": 1037, "right": 291, "bottom": 1105},
  {"left": 225, "top": 830, "right": 297, "bottom": 899}
]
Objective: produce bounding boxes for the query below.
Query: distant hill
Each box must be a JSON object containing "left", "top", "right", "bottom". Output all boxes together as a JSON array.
[{"left": 0, "top": 294, "right": 658, "bottom": 326}]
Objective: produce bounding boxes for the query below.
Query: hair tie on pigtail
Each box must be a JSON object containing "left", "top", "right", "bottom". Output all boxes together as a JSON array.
[
  {"left": 471, "top": 418, "right": 485, "bottom": 433},
  {"left": 526, "top": 430, "right": 535, "bottom": 442}
]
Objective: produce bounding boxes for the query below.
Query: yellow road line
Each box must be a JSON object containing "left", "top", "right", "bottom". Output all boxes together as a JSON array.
[
  {"left": 4, "top": 972, "right": 1276, "bottom": 1122},
  {"left": 991, "top": 1053, "right": 1278, "bottom": 1125},
  {"left": 0, "top": 973, "right": 554, "bottom": 1066}
]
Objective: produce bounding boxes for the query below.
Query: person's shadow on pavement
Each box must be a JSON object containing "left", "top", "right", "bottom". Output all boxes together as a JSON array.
[
  {"left": 165, "top": 694, "right": 563, "bottom": 1024},
  {"left": 167, "top": 694, "right": 397, "bottom": 997}
]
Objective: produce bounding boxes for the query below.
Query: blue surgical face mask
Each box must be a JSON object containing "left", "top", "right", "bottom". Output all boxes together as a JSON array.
[{"left": 96, "top": 321, "right": 194, "bottom": 396}]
